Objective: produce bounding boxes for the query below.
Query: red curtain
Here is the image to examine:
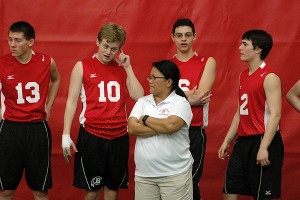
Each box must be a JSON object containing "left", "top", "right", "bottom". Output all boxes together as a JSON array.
[{"left": 1, "top": 0, "right": 300, "bottom": 199}]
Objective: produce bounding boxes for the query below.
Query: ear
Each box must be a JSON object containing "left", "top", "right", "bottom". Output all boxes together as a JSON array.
[
  {"left": 193, "top": 33, "right": 197, "bottom": 41},
  {"left": 28, "top": 39, "right": 35, "bottom": 47},
  {"left": 255, "top": 47, "right": 262, "bottom": 54},
  {"left": 96, "top": 39, "right": 100, "bottom": 46},
  {"left": 166, "top": 78, "right": 173, "bottom": 88},
  {"left": 171, "top": 34, "right": 175, "bottom": 42}
]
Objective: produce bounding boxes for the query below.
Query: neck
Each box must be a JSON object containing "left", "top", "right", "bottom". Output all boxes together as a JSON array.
[
  {"left": 153, "top": 92, "right": 171, "bottom": 104},
  {"left": 16, "top": 49, "right": 33, "bottom": 64},
  {"left": 248, "top": 59, "right": 264, "bottom": 74},
  {"left": 175, "top": 49, "right": 195, "bottom": 62}
]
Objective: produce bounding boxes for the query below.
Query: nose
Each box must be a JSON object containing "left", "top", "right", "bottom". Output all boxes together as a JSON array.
[
  {"left": 238, "top": 44, "right": 243, "bottom": 50},
  {"left": 9, "top": 40, "right": 16, "bottom": 47}
]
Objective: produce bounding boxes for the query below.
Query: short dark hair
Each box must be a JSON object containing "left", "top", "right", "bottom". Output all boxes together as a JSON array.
[
  {"left": 9, "top": 21, "right": 35, "bottom": 40},
  {"left": 242, "top": 30, "right": 273, "bottom": 60},
  {"left": 152, "top": 60, "right": 187, "bottom": 99},
  {"left": 172, "top": 18, "right": 195, "bottom": 34}
]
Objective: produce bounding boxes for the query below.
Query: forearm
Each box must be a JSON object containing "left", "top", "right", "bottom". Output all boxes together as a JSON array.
[
  {"left": 144, "top": 116, "right": 184, "bottom": 134},
  {"left": 46, "top": 79, "right": 60, "bottom": 111},
  {"left": 260, "top": 114, "right": 280, "bottom": 149},
  {"left": 128, "top": 119, "right": 157, "bottom": 137},
  {"left": 224, "top": 111, "right": 239, "bottom": 144},
  {"left": 125, "top": 65, "right": 144, "bottom": 100},
  {"left": 63, "top": 101, "right": 78, "bottom": 135},
  {"left": 286, "top": 94, "right": 300, "bottom": 112}
]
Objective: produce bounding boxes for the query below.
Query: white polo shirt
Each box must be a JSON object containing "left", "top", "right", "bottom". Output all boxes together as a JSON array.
[{"left": 129, "top": 91, "right": 193, "bottom": 177}]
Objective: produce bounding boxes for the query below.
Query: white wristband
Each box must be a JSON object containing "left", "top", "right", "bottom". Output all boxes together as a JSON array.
[{"left": 62, "top": 134, "right": 73, "bottom": 149}]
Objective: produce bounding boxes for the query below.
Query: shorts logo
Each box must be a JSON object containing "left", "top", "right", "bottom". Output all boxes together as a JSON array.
[
  {"left": 91, "top": 176, "right": 102, "bottom": 187},
  {"left": 265, "top": 190, "right": 271, "bottom": 195}
]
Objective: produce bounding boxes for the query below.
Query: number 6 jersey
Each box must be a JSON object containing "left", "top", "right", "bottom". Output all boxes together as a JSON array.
[{"left": 0, "top": 51, "right": 50, "bottom": 122}]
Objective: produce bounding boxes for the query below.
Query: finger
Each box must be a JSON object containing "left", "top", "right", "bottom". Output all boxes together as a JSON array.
[
  {"left": 114, "top": 58, "right": 121, "bottom": 65},
  {"left": 71, "top": 142, "right": 78, "bottom": 152},
  {"left": 63, "top": 148, "right": 70, "bottom": 163}
]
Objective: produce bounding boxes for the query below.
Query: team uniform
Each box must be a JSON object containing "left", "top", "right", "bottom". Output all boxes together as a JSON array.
[
  {"left": 0, "top": 51, "right": 52, "bottom": 190},
  {"left": 171, "top": 52, "right": 209, "bottom": 199},
  {"left": 223, "top": 62, "right": 284, "bottom": 199},
  {"left": 73, "top": 54, "right": 129, "bottom": 190},
  {"left": 129, "top": 91, "right": 193, "bottom": 200}
]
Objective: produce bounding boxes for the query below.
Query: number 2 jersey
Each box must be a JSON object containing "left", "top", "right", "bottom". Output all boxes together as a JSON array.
[
  {"left": 0, "top": 51, "right": 50, "bottom": 122},
  {"left": 79, "top": 54, "right": 128, "bottom": 139},
  {"left": 237, "top": 62, "right": 279, "bottom": 136}
]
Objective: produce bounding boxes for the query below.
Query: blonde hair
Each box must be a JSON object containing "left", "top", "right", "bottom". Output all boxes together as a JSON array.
[{"left": 97, "top": 22, "right": 126, "bottom": 47}]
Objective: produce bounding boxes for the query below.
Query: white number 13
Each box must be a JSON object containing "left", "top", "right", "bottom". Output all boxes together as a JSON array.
[{"left": 15, "top": 82, "right": 40, "bottom": 104}]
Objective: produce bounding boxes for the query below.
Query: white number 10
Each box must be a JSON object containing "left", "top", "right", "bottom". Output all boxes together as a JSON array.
[{"left": 98, "top": 81, "right": 120, "bottom": 102}]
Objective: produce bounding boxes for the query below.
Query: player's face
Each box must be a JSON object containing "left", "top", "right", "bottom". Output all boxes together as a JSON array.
[
  {"left": 8, "top": 31, "right": 33, "bottom": 58},
  {"left": 96, "top": 38, "right": 121, "bottom": 65},
  {"left": 172, "top": 26, "right": 195, "bottom": 53},
  {"left": 239, "top": 39, "right": 258, "bottom": 62}
]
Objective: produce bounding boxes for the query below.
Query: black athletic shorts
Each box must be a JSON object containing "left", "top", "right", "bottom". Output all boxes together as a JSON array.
[
  {"left": 73, "top": 126, "right": 129, "bottom": 191},
  {"left": 189, "top": 126, "right": 206, "bottom": 200},
  {"left": 223, "top": 131, "right": 284, "bottom": 199},
  {"left": 0, "top": 120, "right": 52, "bottom": 191}
]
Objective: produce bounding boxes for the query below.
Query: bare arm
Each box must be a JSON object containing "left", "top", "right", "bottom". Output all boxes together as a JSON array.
[
  {"left": 139, "top": 115, "right": 186, "bottom": 135},
  {"left": 61, "top": 61, "right": 83, "bottom": 158},
  {"left": 128, "top": 116, "right": 157, "bottom": 137},
  {"left": 218, "top": 106, "right": 239, "bottom": 159},
  {"left": 45, "top": 58, "right": 61, "bottom": 121},
  {"left": 185, "top": 57, "right": 216, "bottom": 106},
  {"left": 63, "top": 61, "right": 83, "bottom": 136},
  {"left": 115, "top": 50, "right": 144, "bottom": 100},
  {"left": 256, "top": 73, "right": 281, "bottom": 166},
  {"left": 286, "top": 79, "right": 300, "bottom": 112}
]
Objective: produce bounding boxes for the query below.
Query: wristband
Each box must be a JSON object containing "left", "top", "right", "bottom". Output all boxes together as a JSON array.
[{"left": 142, "top": 115, "right": 149, "bottom": 126}]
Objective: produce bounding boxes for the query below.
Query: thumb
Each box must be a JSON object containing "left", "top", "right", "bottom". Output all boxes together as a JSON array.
[{"left": 71, "top": 142, "right": 78, "bottom": 152}]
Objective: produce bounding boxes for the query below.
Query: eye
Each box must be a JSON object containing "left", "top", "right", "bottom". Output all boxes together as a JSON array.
[
  {"left": 185, "top": 33, "right": 193, "bottom": 37},
  {"left": 174, "top": 33, "right": 183, "bottom": 38},
  {"left": 111, "top": 48, "right": 118, "bottom": 52}
]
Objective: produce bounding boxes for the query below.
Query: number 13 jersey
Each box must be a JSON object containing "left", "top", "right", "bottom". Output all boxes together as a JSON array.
[{"left": 0, "top": 51, "right": 50, "bottom": 122}]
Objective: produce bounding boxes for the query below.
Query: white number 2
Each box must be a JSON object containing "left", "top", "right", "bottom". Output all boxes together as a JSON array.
[
  {"left": 240, "top": 93, "right": 248, "bottom": 115},
  {"left": 15, "top": 82, "right": 40, "bottom": 104}
]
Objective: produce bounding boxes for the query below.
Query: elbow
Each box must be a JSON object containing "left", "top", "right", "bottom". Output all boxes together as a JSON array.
[
  {"left": 165, "top": 124, "right": 180, "bottom": 134},
  {"left": 128, "top": 126, "right": 135, "bottom": 135}
]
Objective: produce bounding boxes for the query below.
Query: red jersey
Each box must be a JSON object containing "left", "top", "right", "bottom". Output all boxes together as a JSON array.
[
  {"left": 171, "top": 53, "right": 209, "bottom": 127},
  {"left": 0, "top": 51, "right": 50, "bottom": 122},
  {"left": 237, "top": 63, "right": 277, "bottom": 136},
  {"left": 79, "top": 54, "right": 128, "bottom": 139}
]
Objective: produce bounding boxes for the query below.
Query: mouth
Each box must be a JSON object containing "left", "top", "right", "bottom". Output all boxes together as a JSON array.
[
  {"left": 104, "top": 54, "right": 110, "bottom": 59},
  {"left": 180, "top": 43, "right": 187, "bottom": 47}
]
